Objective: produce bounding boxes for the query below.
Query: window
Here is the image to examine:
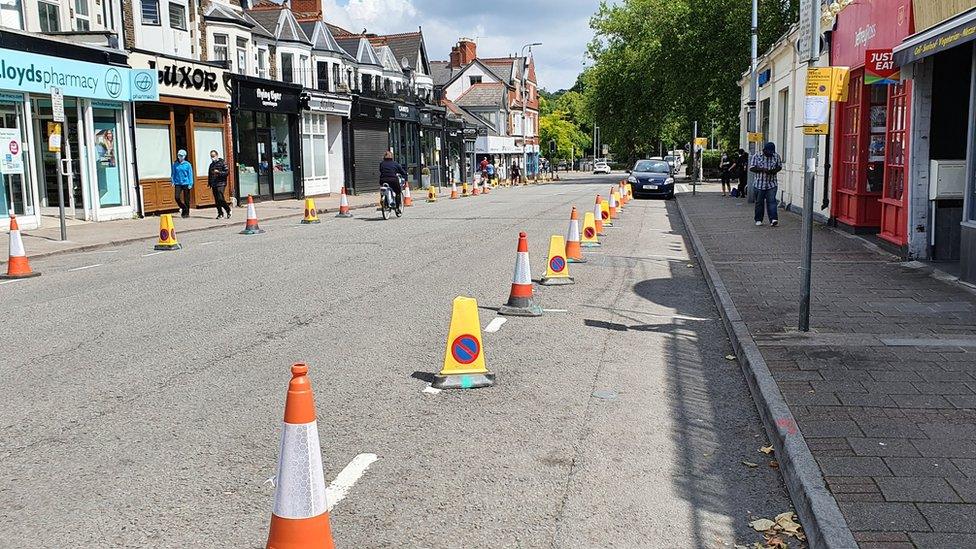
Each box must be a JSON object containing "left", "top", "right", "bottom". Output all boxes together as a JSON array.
[
  {"left": 317, "top": 61, "right": 329, "bottom": 92},
  {"left": 361, "top": 73, "right": 370, "bottom": 91},
  {"left": 167, "top": 2, "right": 184, "bottom": 30},
  {"left": 213, "top": 34, "right": 228, "bottom": 65},
  {"left": 302, "top": 113, "right": 329, "bottom": 182},
  {"left": 38, "top": 0, "right": 60, "bottom": 31},
  {"left": 469, "top": 75, "right": 482, "bottom": 85},
  {"left": 93, "top": 108, "right": 128, "bottom": 208},
  {"left": 332, "top": 64, "right": 340, "bottom": 91},
  {"left": 759, "top": 98, "right": 770, "bottom": 145},
  {"left": 299, "top": 55, "right": 309, "bottom": 86},
  {"left": 374, "top": 75, "right": 380, "bottom": 92},
  {"left": 281, "top": 53, "right": 294, "bottom": 84},
  {"left": 140, "top": 0, "right": 158, "bottom": 25},
  {"left": 257, "top": 48, "right": 268, "bottom": 78},
  {"left": 236, "top": 37, "right": 248, "bottom": 75},
  {"left": 74, "top": 0, "right": 89, "bottom": 30},
  {"left": 778, "top": 88, "right": 789, "bottom": 161},
  {"left": 0, "top": 0, "right": 24, "bottom": 30}
]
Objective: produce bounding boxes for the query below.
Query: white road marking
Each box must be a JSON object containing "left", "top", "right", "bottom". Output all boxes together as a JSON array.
[
  {"left": 484, "top": 317, "right": 507, "bottom": 333},
  {"left": 543, "top": 308, "right": 569, "bottom": 313},
  {"left": 422, "top": 384, "right": 442, "bottom": 395},
  {"left": 325, "top": 453, "right": 378, "bottom": 512},
  {"left": 198, "top": 241, "right": 218, "bottom": 246},
  {"left": 67, "top": 264, "right": 102, "bottom": 272},
  {"left": 142, "top": 251, "right": 165, "bottom": 257},
  {"left": 85, "top": 249, "right": 118, "bottom": 254},
  {"left": 0, "top": 278, "right": 28, "bottom": 285},
  {"left": 678, "top": 184, "right": 690, "bottom": 193}
]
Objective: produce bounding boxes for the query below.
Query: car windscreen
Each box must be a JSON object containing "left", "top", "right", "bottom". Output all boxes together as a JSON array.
[
  {"left": 664, "top": 156, "right": 676, "bottom": 163},
  {"left": 633, "top": 161, "right": 670, "bottom": 173}
]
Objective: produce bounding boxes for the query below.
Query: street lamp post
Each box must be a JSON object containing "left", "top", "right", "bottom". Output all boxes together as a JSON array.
[{"left": 520, "top": 42, "right": 541, "bottom": 184}]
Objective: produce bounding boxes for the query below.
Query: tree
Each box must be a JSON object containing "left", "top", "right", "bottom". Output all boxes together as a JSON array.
[{"left": 540, "top": 112, "right": 591, "bottom": 162}]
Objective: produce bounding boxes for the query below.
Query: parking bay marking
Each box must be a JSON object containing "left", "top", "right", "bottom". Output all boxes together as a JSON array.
[
  {"left": 142, "top": 251, "right": 166, "bottom": 257},
  {"left": 325, "top": 453, "right": 378, "bottom": 512},
  {"left": 484, "top": 317, "right": 507, "bottom": 333},
  {"left": 68, "top": 264, "right": 102, "bottom": 272}
]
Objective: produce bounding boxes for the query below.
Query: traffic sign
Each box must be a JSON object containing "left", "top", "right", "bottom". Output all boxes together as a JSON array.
[
  {"left": 51, "top": 87, "right": 65, "bottom": 123},
  {"left": 450, "top": 334, "right": 481, "bottom": 365},
  {"left": 549, "top": 256, "right": 566, "bottom": 273},
  {"left": 583, "top": 226, "right": 595, "bottom": 239}
]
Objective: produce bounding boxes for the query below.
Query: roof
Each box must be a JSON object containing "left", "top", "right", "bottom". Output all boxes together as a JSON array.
[
  {"left": 299, "top": 21, "right": 354, "bottom": 59},
  {"left": 245, "top": 7, "right": 310, "bottom": 45},
  {"left": 454, "top": 82, "right": 507, "bottom": 109},
  {"left": 429, "top": 60, "right": 458, "bottom": 86},
  {"left": 327, "top": 23, "right": 354, "bottom": 36},
  {"left": 374, "top": 45, "right": 403, "bottom": 73},
  {"left": 203, "top": 3, "right": 253, "bottom": 29},
  {"left": 335, "top": 36, "right": 382, "bottom": 67},
  {"left": 244, "top": 13, "right": 274, "bottom": 39}
]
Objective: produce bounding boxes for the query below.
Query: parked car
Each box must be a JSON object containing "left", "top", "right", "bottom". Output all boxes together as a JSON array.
[
  {"left": 627, "top": 159, "right": 675, "bottom": 199},
  {"left": 663, "top": 155, "right": 679, "bottom": 173},
  {"left": 593, "top": 161, "right": 612, "bottom": 174}
]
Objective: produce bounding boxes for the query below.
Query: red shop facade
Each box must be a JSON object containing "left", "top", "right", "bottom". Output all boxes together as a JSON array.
[{"left": 830, "top": 0, "right": 915, "bottom": 246}]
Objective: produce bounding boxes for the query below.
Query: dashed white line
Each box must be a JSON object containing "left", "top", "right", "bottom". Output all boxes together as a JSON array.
[
  {"left": 542, "top": 308, "right": 569, "bottom": 313},
  {"left": 422, "top": 384, "right": 442, "bottom": 395},
  {"left": 142, "top": 251, "right": 165, "bottom": 257},
  {"left": 325, "top": 453, "right": 378, "bottom": 512},
  {"left": 68, "top": 264, "right": 102, "bottom": 272},
  {"left": 0, "top": 278, "right": 28, "bottom": 285},
  {"left": 198, "top": 241, "right": 218, "bottom": 246},
  {"left": 484, "top": 317, "right": 507, "bottom": 333}
]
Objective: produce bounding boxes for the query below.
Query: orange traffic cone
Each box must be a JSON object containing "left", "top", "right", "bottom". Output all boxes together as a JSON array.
[
  {"left": 609, "top": 192, "right": 619, "bottom": 220},
  {"left": 565, "top": 207, "right": 586, "bottom": 263},
  {"left": 614, "top": 186, "right": 625, "bottom": 211},
  {"left": 593, "top": 195, "right": 606, "bottom": 236},
  {"left": 403, "top": 183, "right": 414, "bottom": 207},
  {"left": 499, "top": 232, "right": 543, "bottom": 317},
  {"left": 2, "top": 216, "right": 40, "bottom": 279},
  {"left": 450, "top": 182, "right": 459, "bottom": 200},
  {"left": 241, "top": 195, "right": 265, "bottom": 234},
  {"left": 336, "top": 187, "right": 353, "bottom": 218},
  {"left": 266, "top": 363, "right": 335, "bottom": 549},
  {"left": 154, "top": 214, "right": 182, "bottom": 251},
  {"left": 472, "top": 183, "right": 480, "bottom": 196},
  {"left": 482, "top": 179, "right": 490, "bottom": 194}
]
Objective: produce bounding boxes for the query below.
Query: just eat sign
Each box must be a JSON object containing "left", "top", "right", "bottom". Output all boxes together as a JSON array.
[{"left": 866, "top": 49, "right": 900, "bottom": 85}]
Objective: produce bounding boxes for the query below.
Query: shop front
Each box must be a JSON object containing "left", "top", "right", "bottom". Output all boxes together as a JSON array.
[
  {"left": 302, "top": 92, "right": 351, "bottom": 197},
  {"left": 0, "top": 31, "right": 157, "bottom": 230},
  {"left": 391, "top": 102, "right": 421, "bottom": 189},
  {"left": 829, "top": 0, "right": 914, "bottom": 248},
  {"left": 443, "top": 119, "right": 466, "bottom": 185},
  {"left": 349, "top": 96, "right": 394, "bottom": 195},
  {"left": 475, "top": 135, "right": 521, "bottom": 181},
  {"left": 232, "top": 76, "right": 303, "bottom": 202},
  {"left": 129, "top": 52, "right": 233, "bottom": 214},
  {"left": 419, "top": 107, "right": 447, "bottom": 188},
  {"left": 895, "top": 5, "right": 976, "bottom": 281}
]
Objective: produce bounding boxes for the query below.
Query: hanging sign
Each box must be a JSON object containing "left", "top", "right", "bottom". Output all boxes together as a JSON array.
[
  {"left": 0, "top": 128, "right": 23, "bottom": 174},
  {"left": 865, "top": 49, "right": 900, "bottom": 85},
  {"left": 747, "top": 132, "right": 764, "bottom": 143},
  {"left": 830, "top": 66, "right": 851, "bottom": 102},
  {"left": 804, "top": 67, "right": 832, "bottom": 134},
  {"left": 48, "top": 122, "right": 62, "bottom": 153},
  {"left": 51, "top": 86, "right": 64, "bottom": 122}
]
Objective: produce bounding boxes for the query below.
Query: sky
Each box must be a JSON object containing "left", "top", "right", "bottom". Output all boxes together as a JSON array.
[{"left": 321, "top": 0, "right": 602, "bottom": 91}]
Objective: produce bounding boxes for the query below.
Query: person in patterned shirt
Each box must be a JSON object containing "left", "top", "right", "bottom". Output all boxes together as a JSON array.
[{"left": 750, "top": 142, "right": 783, "bottom": 226}]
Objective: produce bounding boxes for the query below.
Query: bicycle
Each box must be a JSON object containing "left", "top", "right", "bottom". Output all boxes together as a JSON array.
[{"left": 379, "top": 179, "right": 403, "bottom": 220}]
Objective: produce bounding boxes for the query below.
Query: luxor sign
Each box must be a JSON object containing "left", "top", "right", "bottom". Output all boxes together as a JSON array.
[{"left": 129, "top": 52, "right": 231, "bottom": 103}]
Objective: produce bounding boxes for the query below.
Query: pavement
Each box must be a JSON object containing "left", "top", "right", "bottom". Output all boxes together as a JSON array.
[
  {"left": 0, "top": 175, "right": 799, "bottom": 548},
  {"left": 677, "top": 184, "right": 976, "bottom": 549},
  {"left": 2, "top": 191, "right": 380, "bottom": 265}
]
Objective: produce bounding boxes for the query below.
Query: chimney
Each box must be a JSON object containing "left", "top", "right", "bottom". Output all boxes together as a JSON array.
[
  {"left": 449, "top": 37, "right": 476, "bottom": 67},
  {"left": 290, "top": 0, "right": 322, "bottom": 16}
]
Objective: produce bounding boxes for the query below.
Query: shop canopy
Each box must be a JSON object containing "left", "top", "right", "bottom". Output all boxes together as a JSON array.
[{"left": 894, "top": 7, "right": 976, "bottom": 66}]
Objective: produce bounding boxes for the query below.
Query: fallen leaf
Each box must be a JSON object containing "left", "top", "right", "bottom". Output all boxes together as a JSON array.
[
  {"left": 725, "top": 354, "right": 736, "bottom": 360},
  {"left": 764, "top": 535, "right": 788, "bottom": 549},
  {"left": 760, "top": 445, "right": 774, "bottom": 455},
  {"left": 742, "top": 461, "right": 759, "bottom": 468},
  {"left": 750, "top": 518, "right": 776, "bottom": 532},
  {"left": 769, "top": 460, "right": 780, "bottom": 469}
]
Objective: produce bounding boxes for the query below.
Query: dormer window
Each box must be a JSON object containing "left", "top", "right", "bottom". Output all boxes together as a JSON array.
[{"left": 469, "top": 76, "right": 482, "bottom": 85}]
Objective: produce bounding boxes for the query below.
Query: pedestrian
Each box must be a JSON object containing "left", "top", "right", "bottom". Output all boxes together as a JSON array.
[
  {"left": 735, "top": 148, "right": 749, "bottom": 199},
  {"left": 719, "top": 152, "right": 734, "bottom": 196},
  {"left": 171, "top": 149, "right": 193, "bottom": 218},
  {"left": 207, "top": 149, "right": 231, "bottom": 219},
  {"left": 510, "top": 161, "right": 521, "bottom": 185},
  {"left": 486, "top": 161, "right": 495, "bottom": 185},
  {"left": 480, "top": 157, "right": 489, "bottom": 181},
  {"left": 750, "top": 142, "right": 782, "bottom": 226}
]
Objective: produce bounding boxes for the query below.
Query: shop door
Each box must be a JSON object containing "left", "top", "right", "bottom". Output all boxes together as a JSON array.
[
  {"left": 352, "top": 119, "right": 389, "bottom": 194},
  {"left": 33, "top": 98, "right": 84, "bottom": 219},
  {"left": 256, "top": 128, "right": 274, "bottom": 199},
  {"left": 879, "top": 82, "right": 910, "bottom": 246},
  {"left": 0, "top": 105, "right": 32, "bottom": 218}
]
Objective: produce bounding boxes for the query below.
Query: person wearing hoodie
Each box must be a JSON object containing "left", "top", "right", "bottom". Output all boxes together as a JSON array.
[
  {"left": 749, "top": 142, "right": 782, "bottom": 226},
  {"left": 171, "top": 149, "right": 194, "bottom": 218},
  {"left": 207, "top": 149, "right": 231, "bottom": 219}
]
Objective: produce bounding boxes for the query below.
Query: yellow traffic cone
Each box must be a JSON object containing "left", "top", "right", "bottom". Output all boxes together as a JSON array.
[
  {"left": 433, "top": 296, "right": 495, "bottom": 389},
  {"left": 302, "top": 198, "right": 320, "bottom": 224},
  {"left": 154, "top": 214, "right": 181, "bottom": 251},
  {"left": 540, "top": 235, "right": 574, "bottom": 286}
]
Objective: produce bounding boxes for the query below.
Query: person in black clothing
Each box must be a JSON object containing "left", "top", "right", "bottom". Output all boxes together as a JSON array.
[
  {"left": 735, "top": 148, "right": 749, "bottom": 198},
  {"left": 719, "top": 152, "right": 734, "bottom": 196},
  {"left": 379, "top": 151, "right": 408, "bottom": 207},
  {"left": 207, "top": 150, "right": 232, "bottom": 219}
]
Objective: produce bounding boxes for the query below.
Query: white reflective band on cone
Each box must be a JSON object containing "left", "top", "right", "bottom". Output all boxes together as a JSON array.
[
  {"left": 247, "top": 204, "right": 257, "bottom": 218},
  {"left": 594, "top": 204, "right": 601, "bottom": 217},
  {"left": 513, "top": 252, "right": 532, "bottom": 284},
  {"left": 568, "top": 220, "right": 580, "bottom": 241},
  {"left": 9, "top": 232, "right": 25, "bottom": 257},
  {"left": 273, "top": 421, "right": 328, "bottom": 519}
]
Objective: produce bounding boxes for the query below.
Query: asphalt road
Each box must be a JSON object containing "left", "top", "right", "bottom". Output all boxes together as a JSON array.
[{"left": 0, "top": 174, "right": 795, "bottom": 548}]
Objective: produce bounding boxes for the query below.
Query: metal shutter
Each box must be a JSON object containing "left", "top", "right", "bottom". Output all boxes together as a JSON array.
[{"left": 352, "top": 119, "right": 388, "bottom": 194}]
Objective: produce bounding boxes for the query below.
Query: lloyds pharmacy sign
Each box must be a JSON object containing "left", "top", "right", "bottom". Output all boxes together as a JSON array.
[{"left": 0, "top": 47, "right": 158, "bottom": 101}]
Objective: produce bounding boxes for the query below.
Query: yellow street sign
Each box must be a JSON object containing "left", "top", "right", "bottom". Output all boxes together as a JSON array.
[
  {"left": 806, "top": 67, "right": 833, "bottom": 97},
  {"left": 47, "top": 122, "right": 62, "bottom": 153},
  {"left": 803, "top": 124, "right": 829, "bottom": 135},
  {"left": 830, "top": 66, "right": 851, "bottom": 102},
  {"left": 747, "top": 132, "right": 764, "bottom": 143},
  {"left": 694, "top": 137, "right": 708, "bottom": 146}
]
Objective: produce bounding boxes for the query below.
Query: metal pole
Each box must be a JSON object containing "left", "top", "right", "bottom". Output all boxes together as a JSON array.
[
  {"left": 747, "top": 0, "right": 759, "bottom": 187},
  {"left": 55, "top": 124, "right": 67, "bottom": 241},
  {"left": 692, "top": 121, "right": 698, "bottom": 196},
  {"left": 799, "top": 1, "right": 822, "bottom": 332}
]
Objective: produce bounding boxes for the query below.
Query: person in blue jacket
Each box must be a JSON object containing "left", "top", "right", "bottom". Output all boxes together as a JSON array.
[{"left": 171, "top": 149, "right": 194, "bottom": 218}]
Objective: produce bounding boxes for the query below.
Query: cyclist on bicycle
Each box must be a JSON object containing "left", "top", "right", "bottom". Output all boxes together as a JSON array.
[{"left": 379, "top": 151, "right": 408, "bottom": 208}]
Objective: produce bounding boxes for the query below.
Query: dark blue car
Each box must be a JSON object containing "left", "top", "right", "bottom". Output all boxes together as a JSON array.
[{"left": 627, "top": 160, "right": 675, "bottom": 199}]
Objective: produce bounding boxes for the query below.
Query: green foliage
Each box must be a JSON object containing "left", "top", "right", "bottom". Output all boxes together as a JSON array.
[
  {"left": 581, "top": 0, "right": 797, "bottom": 163},
  {"left": 540, "top": 112, "right": 591, "bottom": 161},
  {"left": 701, "top": 149, "right": 722, "bottom": 170}
]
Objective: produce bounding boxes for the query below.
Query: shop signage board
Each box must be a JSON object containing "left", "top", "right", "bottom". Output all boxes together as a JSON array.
[
  {"left": 234, "top": 78, "right": 301, "bottom": 113},
  {"left": 0, "top": 128, "right": 23, "bottom": 174},
  {"left": 0, "top": 47, "right": 157, "bottom": 101},
  {"left": 865, "top": 49, "right": 900, "bottom": 84},
  {"left": 129, "top": 52, "right": 227, "bottom": 103}
]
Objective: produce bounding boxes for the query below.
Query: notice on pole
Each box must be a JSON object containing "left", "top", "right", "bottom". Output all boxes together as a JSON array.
[
  {"left": 51, "top": 87, "right": 65, "bottom": 123},
  {"left": 694, "top": 137, "right": 708, "bottom": 147},
  {"left": 804, "top": 67, "right": 831, "bottom": 133},
  {"left": 0, "top": 128, "right": 23, "bottom": 174},
  {"left": 797, "top": 0, "right": 814, "bottom": 61},
  {"left": 747, "top": 132, "right": 764, "bottom": 144},
  {"left": 48, "top": 122, "right": 62, "bottom": 152}
]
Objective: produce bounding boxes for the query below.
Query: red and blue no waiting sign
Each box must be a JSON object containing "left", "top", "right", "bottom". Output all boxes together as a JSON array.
[
  {"left": 584, "top": 226, "right": 595, "bottom": 239},
  {"left": 549, "top": 256, "right": 566, "bottom": 273},
  {"left": 451, "top": 334, "right": 481, "bottom": 365}
]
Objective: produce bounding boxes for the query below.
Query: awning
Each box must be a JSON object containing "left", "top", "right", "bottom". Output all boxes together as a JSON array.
[{"left": 894, "top": 7, "right": 976, "bottom": 66}]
